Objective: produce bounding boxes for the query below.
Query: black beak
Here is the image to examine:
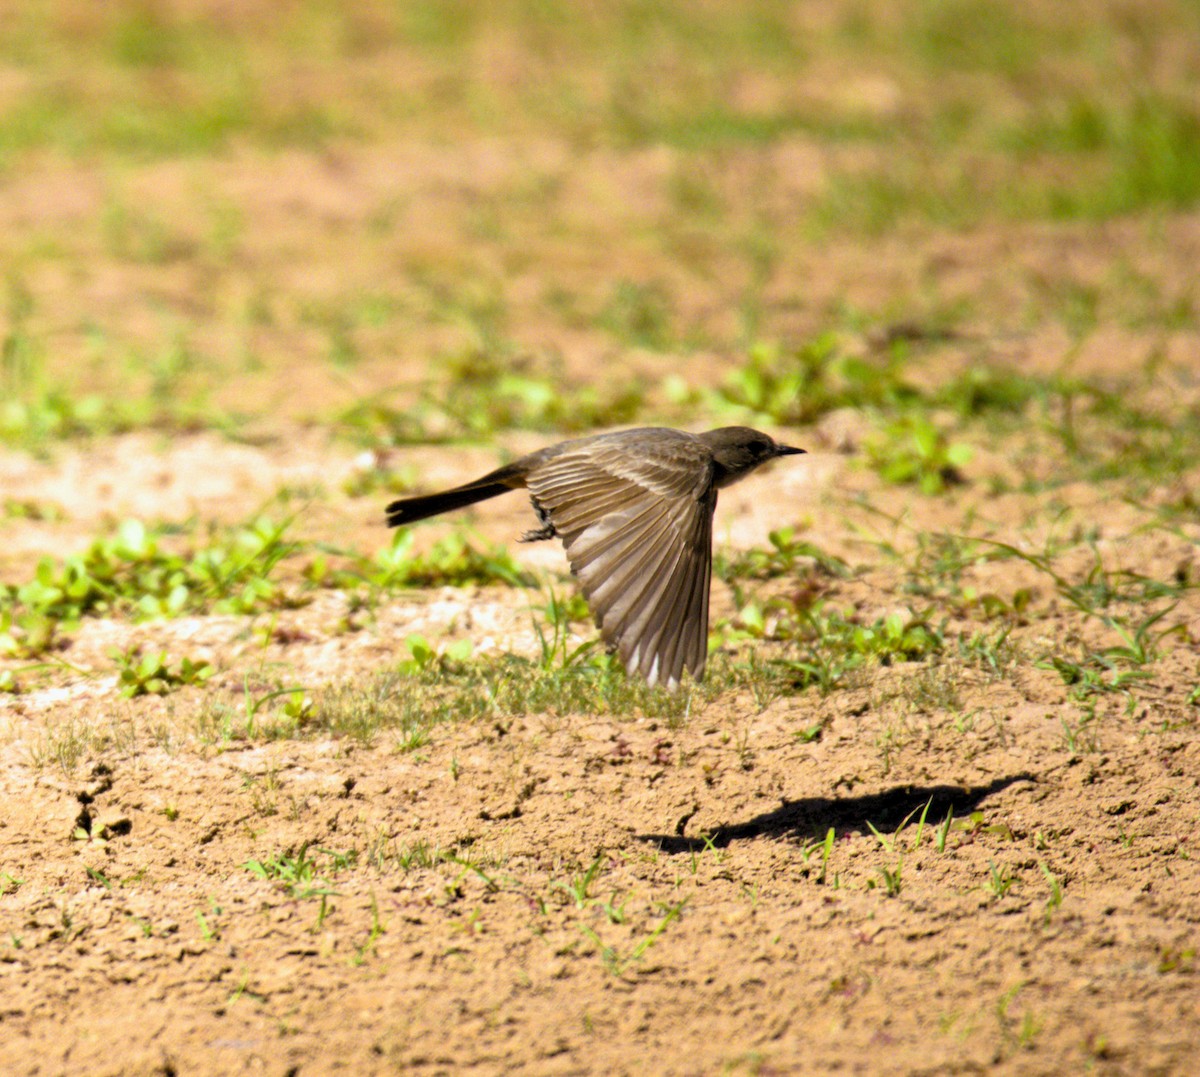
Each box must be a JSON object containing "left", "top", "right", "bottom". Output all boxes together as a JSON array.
[{"left": 775, "top": 444, "right": 807, "bottom": 456}]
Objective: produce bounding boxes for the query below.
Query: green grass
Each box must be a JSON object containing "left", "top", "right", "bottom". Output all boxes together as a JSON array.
[
  {"left": 0, "top": 1, "right": 1193, "bottom": 229},
  {"left": 0, "top": 515, "right": 531, "bottom": 659},
  {"left": 302, "top": 646, "right": 705, "bottom": 747},
  {"left": 113, "top": 647, "right": 213, "bottom": 699},
  {"left": 335, "top": 351, "right": 648, "bottom": 447},
  {"left": 0, "top": 0, "right": 1194, "bottom": 457},
  {"left": 1000, "top": 95, "right": 1200, "bottom": 219}
]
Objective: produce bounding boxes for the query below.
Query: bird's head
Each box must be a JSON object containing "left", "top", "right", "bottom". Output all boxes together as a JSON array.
[{"left": 702, "top": 426, "right": 806, "bottom": 488}]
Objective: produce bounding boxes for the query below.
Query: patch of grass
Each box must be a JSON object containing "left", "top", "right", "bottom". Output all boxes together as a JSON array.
[
  {"left": 335, "top": 351, "right": 647, "bottom": 446},
  {"left": 1001, "top": 95, "right": 1200, "bottom": 219},
  {"left": 808, "top": 89, "right": 1200, "bottom": 232},
  {"left": 806, "top": 165, "right": 983, "bottom": 236},
  {"left": 1, "top": 498, "right": 67, "bottom": 522},
  {"left": 0, "top": 515, "right": 533, "bottom": 658},
  {"left": 1037, "top": 608, "right": 1179, "bottom": 702},
  {"left": 0, "top": 4, "right": 350, "bottom": 162},
  {"left": 1036, "top": 858, "right": 1065, "bottom": 921},
  {"left": 727, "top": 604, "right": 945, "bottom": 695},
  {"left": 985, "top": 860, "right": 1018, "bottom": 900},
  {"left": 715, "top": 526, "right": 851, "bottom": 587},
  {"left": 550, "top": 854, "right": 608, "bottom": 909},
  {"left": 243, "top": 843, "right": 346, "bottom": 900},
  {"left": 318, "top": 528, "right": 535, "bottom": 592},
  {"left": 598, "top": 280, "right": 678, "bottom": 352},
  {"left": 708, "top": 335, "right": 919, "bottom": 426},
  {"left": 1, "top": 334, "right": 235, "bottom": 453},
  {"left": 930, "top": 365, "right": 1054, "bottom": 420},
  {"left": 651, "top": 106, "right": 886, "bottom": 151},
  {"left": 341, "top": 457, "right": 419, "bottom": 500},
  {"left": 25, "top": 716, "right": 117, "bottom": 775},
  {"left": 579, "top": 899, "right": 687, "bottom": 978},
  {"left": 904, "top": 0, "right": 1044, "bottom": 78},
  {"left": 0, "top": 517, "right": 297, "bottom": 655},
  {"left": 283, "top": 635, "right": 717, "bottom": 748}
]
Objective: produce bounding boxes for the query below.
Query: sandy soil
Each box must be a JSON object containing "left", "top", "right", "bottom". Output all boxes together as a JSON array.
[
  {"left": 1, "top": 39, "right": 1199, "bottom": 1073},
  {"left": 2, "top": 400, "right": 1199, "bottom": 1075}
]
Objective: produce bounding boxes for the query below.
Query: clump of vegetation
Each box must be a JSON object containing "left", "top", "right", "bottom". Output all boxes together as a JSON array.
[
  {"left": 113, "top": 647, "right": 213, "bottom": 698},
  {"left": 0, "top": 517, "right": 295, "bottom": 656},
  {"left": 708, "top": 336, "right": 919, "bottom": 425},
  {"left": 0, "top": 516, "right": 532, "bottom": 658},
  {"left": 864, "top": 414, "right": 973, "bottom": 494},
  {"left": 336, "top": 350, "right": 647, "bottom": 447},
  {"left": 715, "top": 526, "right": 851, "bottom": 587},
  {"left": 308, "top": 528, "right": 534, "bottom": 592}
]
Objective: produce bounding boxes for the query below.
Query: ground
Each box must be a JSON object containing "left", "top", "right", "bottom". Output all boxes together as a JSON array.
[{"left": 1, "top": 3, "right": 1199, "bottom": 1075}]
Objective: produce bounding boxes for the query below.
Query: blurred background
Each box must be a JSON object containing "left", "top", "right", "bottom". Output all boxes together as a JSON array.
[{"left": 0, "top": 0, "right": 1197, "bottom": 465}]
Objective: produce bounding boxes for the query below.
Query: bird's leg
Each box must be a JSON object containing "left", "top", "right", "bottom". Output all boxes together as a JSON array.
[{"left": 519, "top": 497, "right": 557, "bottom": 543}]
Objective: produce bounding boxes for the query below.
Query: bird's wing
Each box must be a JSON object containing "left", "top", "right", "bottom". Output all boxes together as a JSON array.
[{"left": 526, "top": 439, "right": 716, "bottom": 689}]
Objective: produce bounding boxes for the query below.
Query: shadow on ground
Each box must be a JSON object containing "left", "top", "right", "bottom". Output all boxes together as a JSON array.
[{"left": 640, "top": 774, "right": 1035, "bottom": 852}]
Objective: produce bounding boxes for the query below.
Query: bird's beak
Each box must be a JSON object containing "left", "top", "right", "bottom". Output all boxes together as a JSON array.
[{"left": 775, "top": 444, "right": 807, "bottom": 456}]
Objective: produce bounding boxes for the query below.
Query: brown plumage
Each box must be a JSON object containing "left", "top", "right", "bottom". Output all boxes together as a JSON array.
[{"left": 385, "top": 427, "right": 805, "bottom": 688}]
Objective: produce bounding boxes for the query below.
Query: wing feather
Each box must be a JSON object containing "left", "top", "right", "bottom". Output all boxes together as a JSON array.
[{"left": 526, "top": 448, "right": 716, "bottom": 688}]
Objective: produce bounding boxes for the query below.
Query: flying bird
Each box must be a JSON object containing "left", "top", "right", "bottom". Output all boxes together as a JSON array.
[{"left": 385, "top": 426, "right": 805, "bottom": 688}]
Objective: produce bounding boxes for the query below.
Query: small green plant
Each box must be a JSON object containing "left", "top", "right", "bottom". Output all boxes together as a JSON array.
[
  {"left": 580, "top": 900, "right": 687, "bottom": 977},
  {"left": 751, "top": 606, "right": 944, "bottom": 694},
  {"left": 986, "top": 860, "right": 1018, "bottom": 899},
  {"left": 1039, "top": 862, "right": 1063, "bottom": 923},
  {"left": 997, "top": 982, "right": 1043, "bottom": 1051},
  {"left": 196, "top": 899, "right": 222, "bottom": 942},
  {"left": 865, "top": 414, "right": 973, "bottom": 494},
  {"left": 710, "top": 336, "right": 917, "bottom": 425},
  {"left": 935, "top": 807, "right": 954, "bottom": 853},
  {"left": 85, "top": 866, "right": 112, "bottom": 890},
  {"left": 354, "top": 892, "right": 387, "bottom": 964},
  {"left": 113, "top": 647, "right": 213, "bottom": 698},
  {"left": 243, "top": 843, "right": 340, "bottom": 901},
  {"left": 816, "top": 827, "right": 837, "bottom": 885},
  {"left": 550, "top": 854, "right": 607, "bottom": 909},
  {"left": 864, "top": 798, "right": 935, "bottom": 897}
]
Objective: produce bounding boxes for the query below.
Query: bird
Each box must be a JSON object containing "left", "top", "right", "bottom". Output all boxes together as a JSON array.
[{"left": 385, "top": 426, "right": 806, "bottom": 689}]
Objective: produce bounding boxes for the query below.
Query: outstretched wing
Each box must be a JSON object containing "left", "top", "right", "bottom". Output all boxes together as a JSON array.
[{"left": 526, "top": 436, "right": 716, "bottom": 689}]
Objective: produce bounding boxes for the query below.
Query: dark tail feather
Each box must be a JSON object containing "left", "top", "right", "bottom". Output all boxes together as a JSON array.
[{"left": 386, "top": 481, "right": 512, "bottom": 528}]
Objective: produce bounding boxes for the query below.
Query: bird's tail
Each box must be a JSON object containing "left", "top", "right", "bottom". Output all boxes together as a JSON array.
[{"left": 385, "top": 480, "right": 513, "bottom": 528}]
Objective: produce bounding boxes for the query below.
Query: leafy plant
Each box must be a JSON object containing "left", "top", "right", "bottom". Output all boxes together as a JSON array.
[
  {"left": 243, "top": 843, "right": 341, "bottom": 901},
  {"left": 366, "top": 529, "right": 533, "bottom": 589},
  {"left": 865, "top": 414, "right": 973, "bottom": 494},
  {"left": 113, "top": 648, "right": 213, "bottom": 698},
  {"left": 710, "top": 335, "right": 917, "bottom": 425},
  {"left": 715, "top": 526, "right": 850, "bottom": 585},
  {"left": 0, "top": 516, "right": 298, "bottom": 644},
  {"left": 729, "top": 605, "right": 944, "bottom": 694}
]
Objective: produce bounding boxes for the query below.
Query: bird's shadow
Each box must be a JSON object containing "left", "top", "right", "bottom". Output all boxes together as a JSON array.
[{"left": 638, "top": 774, "right": 1034, "bottom": 853}]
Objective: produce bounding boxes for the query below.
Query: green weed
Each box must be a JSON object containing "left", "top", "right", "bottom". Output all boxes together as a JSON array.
[
  {"left": 865, "top": 415, "right": 973, "bottom": 495},
  {"left": 113, "top": 647, "right": 213, "bottom": 698}
]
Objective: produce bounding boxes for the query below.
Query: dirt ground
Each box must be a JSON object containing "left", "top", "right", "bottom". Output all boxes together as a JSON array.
[
  {"left": 3, "top": 4, "right": 1200, "bottom": 1075},
  {"left": 3, "top": 397, "right": 1199, "bottom": 1075}
]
